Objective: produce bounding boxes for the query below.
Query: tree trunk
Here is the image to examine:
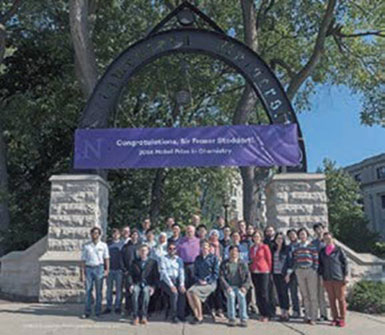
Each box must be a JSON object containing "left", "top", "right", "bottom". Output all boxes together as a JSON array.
[
  {"left": 240, "top": 166, "right": 258, "bottom": 226},
  {"left": 234, "top": 1, "right": 260, "bottom": 226},
  {"left": 0, "top": 0, "right": 22, "bottom": 255},
  {"left": 0, "top": 122, "right": 10, "bottom": 256},
  {"left": 69, "top": 0, "right": 98, "bottom": 98},
  {"left": 149, "top": 169, "right": 166, "bottom": 225}
]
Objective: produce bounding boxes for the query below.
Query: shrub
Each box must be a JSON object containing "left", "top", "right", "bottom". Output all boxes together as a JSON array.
[
  {"left": 348, "top": 280, "right": 385, "bottom": 314},
  {"left": 372, "top": 242, "right": 385, "bottom": 259}
]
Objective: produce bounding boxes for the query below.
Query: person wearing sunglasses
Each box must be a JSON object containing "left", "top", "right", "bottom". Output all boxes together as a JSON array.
[{"left": 159, "top": 242, "right": 187, "bottom": 323}]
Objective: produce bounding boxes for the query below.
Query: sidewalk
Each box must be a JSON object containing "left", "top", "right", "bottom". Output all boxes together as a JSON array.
[{"left": 1, "top": 301, "right": 385, "bottom": 335}]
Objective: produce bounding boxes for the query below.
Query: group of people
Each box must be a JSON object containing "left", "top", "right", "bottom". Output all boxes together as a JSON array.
[{"left": 80, "top": 215, "right": 349, "bottom": 328}]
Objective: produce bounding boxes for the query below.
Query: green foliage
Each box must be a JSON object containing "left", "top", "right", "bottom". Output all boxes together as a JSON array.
[
  {"left": 319, "top": 159, "right": 380, "bottom": 252},
  {"left": 372, "top": 242, "right": 385, "bottom": 259},
  {"left": 348, "top": 280, "right": 385, "bottom": 314},
  {"left": 1, "top": 1, "right": 384, "bottom": 251}
]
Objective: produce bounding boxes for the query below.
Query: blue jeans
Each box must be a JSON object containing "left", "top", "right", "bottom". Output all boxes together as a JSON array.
[
  {"left": 225, "top": 287, "right": 248, "bottom": 321},
  {"left": 84, "top": 265, "right": 104, "bottom": 315},
  {"left": 106, "top": 269, "right": 123, "bottom": 310},
  {"left": 131, "top": 284, "right": 151, "bottom": 318},
  {"left": 289, "top": 272, "right": 300, "bottom": 313}
]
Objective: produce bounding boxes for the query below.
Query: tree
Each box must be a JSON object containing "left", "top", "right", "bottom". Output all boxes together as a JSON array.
[
  {"left": 1, "top": 0, "right": 384, "bottom": 251},
  {"left": 0, "top": 0, "right": 21, "bottom": 255},
  {"left": 319, "top": 159, "right": 379, "bottom": 252},
  {"left": 235, "top": 0, "right": 384, "bottom": 225}
]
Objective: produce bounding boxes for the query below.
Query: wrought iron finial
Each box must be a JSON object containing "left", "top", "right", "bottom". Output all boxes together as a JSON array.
[{"left": 147, "top": 1, "right": 224, "bottom": 37}]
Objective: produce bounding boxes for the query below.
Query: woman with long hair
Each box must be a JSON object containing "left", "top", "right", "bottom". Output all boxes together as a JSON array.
[
  {"left": 318, "top": 232, "right": 349, "bottom": 327},
  {"left": 271, "top": 232, "right": 290, "bottom": 321},
  {"left": 249, "top": 229, "right": 272, "bottom": 322}
]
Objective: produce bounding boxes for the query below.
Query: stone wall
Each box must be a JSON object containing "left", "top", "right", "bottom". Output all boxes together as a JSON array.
[
  {"left": 265, "top": 173, "right": 385, "bottom": 284},
  {"left": 0, "top": 236, "right": 47, "bottom": 301},
  {"left": 266, "top": 173, "right": 328, "bottom": 231},
  {"left": 39, "top": 174, "right": 109, "bottom": 302}
]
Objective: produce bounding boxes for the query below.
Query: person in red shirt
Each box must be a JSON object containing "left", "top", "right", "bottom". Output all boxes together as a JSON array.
[{"left": 249, "top": 230, "right": 272, "bottom": 321}]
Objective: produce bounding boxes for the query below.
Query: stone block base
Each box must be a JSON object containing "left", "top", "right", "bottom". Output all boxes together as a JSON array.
[
  {"left": 266, "top": 173, "right": 328, "bottom": 231},
  {"left": 39, "top": 252, "right": 84, "bottom": 303}
]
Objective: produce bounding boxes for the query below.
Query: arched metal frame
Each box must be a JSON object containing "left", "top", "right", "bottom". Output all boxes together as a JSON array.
[{"left": 79, "top": 2, "right": 307, "bottom": 172}]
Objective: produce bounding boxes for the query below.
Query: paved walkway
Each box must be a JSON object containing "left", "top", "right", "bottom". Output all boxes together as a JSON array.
[{"left": 1, "top": 301, "right": 385, "bottom": 335}]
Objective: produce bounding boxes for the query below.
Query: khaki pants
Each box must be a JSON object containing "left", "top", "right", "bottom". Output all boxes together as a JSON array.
[
  {"left": 295, "top": 268, "right": 318, "bottom": 322},
  {"left": 317, "top": 275, "right": 327, "bottom": 317}
]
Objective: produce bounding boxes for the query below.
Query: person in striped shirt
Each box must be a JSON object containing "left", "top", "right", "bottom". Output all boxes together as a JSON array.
[{"left": 285, "top": 227, "right": 319, "bottom": 325}]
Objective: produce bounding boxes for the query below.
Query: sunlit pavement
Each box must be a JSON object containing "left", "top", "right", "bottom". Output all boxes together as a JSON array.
[{"left": 1, "top": 301, "right": 385, "bottom": 335}]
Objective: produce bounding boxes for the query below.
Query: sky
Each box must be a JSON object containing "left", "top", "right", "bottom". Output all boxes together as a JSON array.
[{"left": 297, "top": 85, "right": 385, "bottom": 172}]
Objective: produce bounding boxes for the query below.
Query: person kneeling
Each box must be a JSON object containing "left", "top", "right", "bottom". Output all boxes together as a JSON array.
[
  {"left": 127, "top": 244, "right": 159, "bottom": 325},
  {"left": 186, "top": 239, "right": 219, "bottom": 324},
  {"left": 159, "top": 242, "right": 187, "bottom": 323},
  {"left": 220, "top": 245, "right": 251, "bottom": 327}
]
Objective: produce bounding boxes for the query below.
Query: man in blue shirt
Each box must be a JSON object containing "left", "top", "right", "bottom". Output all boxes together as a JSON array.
[
  {"left": 159, "top": 242, "right": 186, "bottom": 323},
  {"left": 103, "top": 228, "right": 124, "bottom": 315}
]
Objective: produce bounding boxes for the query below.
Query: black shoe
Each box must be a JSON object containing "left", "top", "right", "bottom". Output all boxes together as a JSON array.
[
  {"left": 320, "top": 315, "right": 329, "bottom": 321},
  {"left": 172, "top": 316, "right": 180, "bottom": 324},
  {"left": 190, "top": 317, "right": 202, "bottom": 325},
  {"left": 102, "top": 308, "right": 111, "bottom": 314},
  {"left": 190, "top": 317, "right": 199, "bottom": 325},
  {"left": 115, "top": 309, "right": 122, "bottom": 315},
  {"left": 81, "top": 313, "right": 90, "bottom": 319},
  {"left": 95, "top": 313, "right": 101, "bottom": 318},
  {"left": 228, "top": 319, "right": 236, "bottom": 327}
]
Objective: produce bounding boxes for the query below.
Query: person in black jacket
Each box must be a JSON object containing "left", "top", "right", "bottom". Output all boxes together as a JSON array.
[
  {"left": 271, "top": 232, "right": 290, "bottom": 321},
  {"left": 126, "top": 244, "right": 159, "bottom": 325},
  {"left": 318, "top": 232, "right": 349, "bottom": 328},
  {"left": 220, "top": 245, "right": 251, "bottom": 327},
  {"left": 121, "top": 229, "right": 140, "bottom": 313}
]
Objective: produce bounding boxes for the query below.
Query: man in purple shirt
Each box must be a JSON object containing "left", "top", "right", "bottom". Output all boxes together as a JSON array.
[{"left": 177, "top": 225, "right": 200, "bottom": 289}]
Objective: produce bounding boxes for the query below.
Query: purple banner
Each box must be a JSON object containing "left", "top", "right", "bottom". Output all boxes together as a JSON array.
[{"left": 74, "top": 124, "right": 301, "bottom": 169}]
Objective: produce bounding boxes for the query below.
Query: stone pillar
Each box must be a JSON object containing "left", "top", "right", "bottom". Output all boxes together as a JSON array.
[
  {"left": 39, "top": 174, "right": 109, "bottom": 303},
  {"left": 265, "top": 173, "right": 328, "bottom": 232}
]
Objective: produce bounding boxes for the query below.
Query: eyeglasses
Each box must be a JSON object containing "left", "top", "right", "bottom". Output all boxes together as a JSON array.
[{"left": 168, "top": 247, "right": 176, "bottom": 251}]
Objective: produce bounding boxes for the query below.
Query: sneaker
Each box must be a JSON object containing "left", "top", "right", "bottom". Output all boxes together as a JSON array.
[
  {"left": 240, "top": 320, "right": 248, "bottom": 327},
  {"left": 80, "top": 313, "right": 90, "bottom": 319},
  {"left": 228, "top": 319, "right": 236, "bottom": 327},
  {"left": 338, "top": 319, "right": 346, "bottom": 327},
  {"left": 216, "top": 311, "right": 225, "bottom": 319},
  {"left": 132, "top": 317, "right": 139, "bottom": 326},
  {"left": 320, "top": 315, "right": 329, "bottom": 321},
  {"left": 292, "top": 311, "right": 300, "bottom": 318},
  {"left": 102, "top": 308, "right": 111, "bottom": 315},
  {"left": 308, "top": 320, "right": 316, "bottom": 326},
  {"left": 140, "top": 317, "right": 148, "bottom": 325},
  {"left": 172, "top": 316, "right": 180, "bottom": 324}
]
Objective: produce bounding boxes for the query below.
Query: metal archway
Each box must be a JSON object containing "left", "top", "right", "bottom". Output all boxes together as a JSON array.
[{"left": 79, "top": 2, "right": 307, "bottom": 171}]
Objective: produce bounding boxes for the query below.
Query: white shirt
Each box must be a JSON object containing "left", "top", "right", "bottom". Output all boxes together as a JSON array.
[{"left": 81, "top": 240, "right": 110, "bottom": 266}]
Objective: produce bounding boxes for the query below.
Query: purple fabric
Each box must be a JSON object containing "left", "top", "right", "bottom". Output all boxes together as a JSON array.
[
  {"left": 74, "top": 124, "right": 301, "bottom": 169},
  {"left": 176, "top": 237, "right": 200, "bottom": 263}
]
